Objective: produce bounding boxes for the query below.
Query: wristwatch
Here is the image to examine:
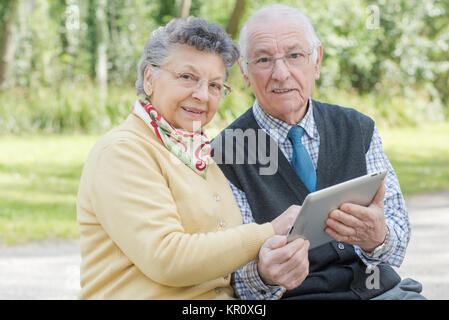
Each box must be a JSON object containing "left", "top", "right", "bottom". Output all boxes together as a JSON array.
[{"left": 366, "top": 226, "right": 390, "bottom": 258}]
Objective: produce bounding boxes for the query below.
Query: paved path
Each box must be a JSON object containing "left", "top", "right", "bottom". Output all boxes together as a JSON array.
[
  {"left": 0, "top": 240, "right": 81, "bottom": 299},
  {"left": 394, "top": 188, "right": 449, "bottom": 299},
  {"left": 1, "top": 189, "right": 448, "bottom": 300}
]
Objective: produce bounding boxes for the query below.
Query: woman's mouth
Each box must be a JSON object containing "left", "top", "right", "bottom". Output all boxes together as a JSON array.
[{"left": 181, "top": 106, "right": 205, "bottom": 115}]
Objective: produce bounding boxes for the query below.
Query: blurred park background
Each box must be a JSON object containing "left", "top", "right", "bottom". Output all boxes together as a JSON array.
[{"left": 0, "top": 0, "right": 448, "bottom": 246}]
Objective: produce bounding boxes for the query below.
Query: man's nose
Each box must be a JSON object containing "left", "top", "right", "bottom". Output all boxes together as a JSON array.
[
  {"left": 271, "top": 57, "right": 290, "bottom": 82},
  {"left": 192, "top": 80, "right": 209, "bottom": 102}
]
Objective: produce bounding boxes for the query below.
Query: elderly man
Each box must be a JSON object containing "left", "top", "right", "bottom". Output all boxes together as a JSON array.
[{"left": 212, "top": 4, "right": 425, "bottom": 300}]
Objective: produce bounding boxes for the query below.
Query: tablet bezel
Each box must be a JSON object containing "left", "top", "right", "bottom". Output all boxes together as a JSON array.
[{"left": 287, "top": 170, "right": 388, "bottom": 249}]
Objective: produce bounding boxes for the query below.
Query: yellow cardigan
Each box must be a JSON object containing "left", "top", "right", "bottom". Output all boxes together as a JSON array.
[{"left": 76, "top": 113, "right": 275, "bottom": 299}]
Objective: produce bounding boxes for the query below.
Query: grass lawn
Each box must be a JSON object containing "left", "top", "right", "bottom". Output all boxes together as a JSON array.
[
  {"left": 1, "top": 124, "right": 448, "bottom": 245},
  {"left": 0, "top": 134, "right": 99, "bottom": 245},
  {"left": 380, "top": 123, "right": 449, "bottom": 195}
]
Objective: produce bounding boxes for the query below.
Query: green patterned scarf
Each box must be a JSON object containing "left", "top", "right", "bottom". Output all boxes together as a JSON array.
[{"left": 132, "top": 99, "right": 212, "bottom": 178}]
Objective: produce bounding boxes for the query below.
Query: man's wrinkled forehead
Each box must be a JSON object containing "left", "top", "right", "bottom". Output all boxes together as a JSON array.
[{"left": 246, "top": 17, "right": 311, "bottom": 54}]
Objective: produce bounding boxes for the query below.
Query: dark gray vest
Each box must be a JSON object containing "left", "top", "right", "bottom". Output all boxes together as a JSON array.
[{"left": 211, "top": 100, "right": 401, "bottom": 299}]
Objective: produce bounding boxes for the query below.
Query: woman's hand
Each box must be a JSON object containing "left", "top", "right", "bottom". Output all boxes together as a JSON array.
[
  {"left": 270, "top": 205, "right": 301, "bottom": 235},
  {"left": 257, "top": 235, "right": 310, "bottom": 289}
]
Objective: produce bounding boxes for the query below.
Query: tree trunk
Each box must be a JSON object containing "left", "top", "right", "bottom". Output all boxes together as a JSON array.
[
  {"left": 178, "top": 0, "right": 191, "bottom": 18},
  {"left": 226, "top": 0, "right": 246, "bottom": 39},
  {"left": 87, "top": 0, "right": 97, "bottom": 80},
  {"left": 0, "top": 0, "right": 19, "bottom": 91},
  {"left": 95, "top": 0, "right": 109, "bottom": 95}
]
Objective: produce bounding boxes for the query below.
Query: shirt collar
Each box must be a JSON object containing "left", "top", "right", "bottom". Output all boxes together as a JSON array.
[{"left": 252, "top": 98, "right": 319, "bottom": 144}]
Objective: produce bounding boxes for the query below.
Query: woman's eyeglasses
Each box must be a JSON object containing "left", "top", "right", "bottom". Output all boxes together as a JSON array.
[{"left": 152, "top": 65, "right": 231, "bottom": 98}]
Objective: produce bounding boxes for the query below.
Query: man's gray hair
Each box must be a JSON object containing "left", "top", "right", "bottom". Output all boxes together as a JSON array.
[
  {"left": 136, "top": 17, "right": 239, "bottom": 95},
  {"left": 239, "top": 4, "right": 321, "bottom": 75}
]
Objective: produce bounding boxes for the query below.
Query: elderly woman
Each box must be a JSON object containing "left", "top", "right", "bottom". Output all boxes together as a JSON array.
[{"left": 76, "top": 17, "right": 297, "bottom": 299}]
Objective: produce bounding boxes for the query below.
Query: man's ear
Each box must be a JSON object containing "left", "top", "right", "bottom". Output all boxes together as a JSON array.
[
  {"left": 237, "top": 59, "right": 251, "bottom": 88},
  {"left": 314, "top": 45, "right": 324, "bottom": 80},
  {"left": 143, "top": 65, "right": 154, "bottom": 96}
]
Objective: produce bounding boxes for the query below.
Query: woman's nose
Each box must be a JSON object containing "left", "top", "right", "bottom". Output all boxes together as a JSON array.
[{"left": 192, "top": 79, "right": 209, "bottom": 101}]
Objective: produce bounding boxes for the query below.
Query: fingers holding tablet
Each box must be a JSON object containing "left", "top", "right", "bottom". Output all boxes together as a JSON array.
[
  {"left": 271, "top": 204, "right": 301, "bottom": 235},
  {"left": 325, "top": 182, "right": 388, "bottom": 251}
]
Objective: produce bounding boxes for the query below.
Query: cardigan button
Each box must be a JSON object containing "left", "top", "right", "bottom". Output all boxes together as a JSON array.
[
  {"left": 219, "top": 220, "right": 226, "bottom": 228},
  {"left": 213, "top": 194, "right": 221, "bottom": 201},
  {"left": 215, "top": 288, "right": 222, "bottom": 294}
]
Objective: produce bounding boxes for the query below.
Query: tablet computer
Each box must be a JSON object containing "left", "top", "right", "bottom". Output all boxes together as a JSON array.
[{"left": 287, "top": 169, "right": 387, "bottom": 249}]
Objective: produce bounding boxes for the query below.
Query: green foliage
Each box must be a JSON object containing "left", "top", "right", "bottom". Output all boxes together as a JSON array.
[
  {"left": 0, "top": 83, "right": 136, "bottom": 134},
  {"left": 0, "top": 78, "right": 444, "bottom": 135},
  {"left": 0, "top": 0, "right": 12, "bottom": 23},
  {"left": 0, "top": 0, "right": 448, "bottom": 134},
  {"left": 314, "top": 85, "right": 446, "bottom": 128}
]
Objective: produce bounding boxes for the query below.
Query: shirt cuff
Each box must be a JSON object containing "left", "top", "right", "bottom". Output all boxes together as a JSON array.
[{"left": 245, "top": 260, "right": 284, "bottom": 300}]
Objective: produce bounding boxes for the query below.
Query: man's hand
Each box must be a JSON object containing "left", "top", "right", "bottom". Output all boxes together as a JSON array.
[
  {"left": 270, "top": 205, "right": 301, "bottom": 235},
  {"left": 325, "top": 181, "right": 387, "bottom": 252},
  {"left": 257, "top": 235, "right": 309, "bottom": 290}
]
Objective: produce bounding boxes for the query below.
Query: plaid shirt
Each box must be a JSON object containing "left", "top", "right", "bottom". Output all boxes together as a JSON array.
[{"left": 229, "top": 100, "right": 410, "bottom": 300}]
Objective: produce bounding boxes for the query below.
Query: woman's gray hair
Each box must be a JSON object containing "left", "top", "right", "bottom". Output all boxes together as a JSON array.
[
  {"left": 239, "top": 4, "right": 321, "bottom": 75},
  {"left": 136, "top": 17, "right": 239, "bottom": 95}
]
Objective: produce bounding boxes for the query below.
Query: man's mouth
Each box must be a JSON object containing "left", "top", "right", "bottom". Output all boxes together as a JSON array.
[{"left": 272, "top": 88, "right": 296, "bottom": 94}]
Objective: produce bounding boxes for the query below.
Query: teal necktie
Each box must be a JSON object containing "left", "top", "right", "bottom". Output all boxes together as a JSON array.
[{"left": 288, "top": 126, "right": 317, "bottom": 192}]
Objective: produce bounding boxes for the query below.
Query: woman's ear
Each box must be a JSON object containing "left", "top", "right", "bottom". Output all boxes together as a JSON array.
[
  {"left": 238, "top": 59, "right": 251, "bottom": 88},
  {"left": 143, "top": 65, "right": 154, "bottom": 96}
]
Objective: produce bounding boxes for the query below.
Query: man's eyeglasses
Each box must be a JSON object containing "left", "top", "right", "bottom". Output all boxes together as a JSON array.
[
  {"left": 152, "top": 65, "right": 231, "bottom": 98},
  {"left": 246, "top": 47, "right": 316, "bottom": 73}
]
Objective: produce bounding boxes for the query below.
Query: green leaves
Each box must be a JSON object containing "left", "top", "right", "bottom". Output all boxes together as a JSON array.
[{"left": 0, "top": 0, "right": 447, "bottom": 132}]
